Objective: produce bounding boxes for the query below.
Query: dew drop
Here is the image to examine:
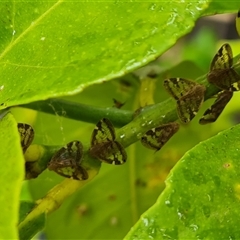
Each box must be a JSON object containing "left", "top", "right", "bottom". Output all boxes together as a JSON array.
[
  {"left": 137, "top": 133, "right": 142, "bottom": 138},
  {"left": 142, "top": 217, "right": 149, "bottom": 227},
  {"left": 148, "top": 3, "right": 156, "bottom": 11},
  {"left": 119, "top": 134, "right": 125, "bottom": 139},
  {"left": 165, "top": 200, "right": 171, "bottom": 206},
  {"left": 177, "top": 211, "right": 184, "bottom": 220},
  {"left": 189, "top": 224, "right": 198, "bottom": 232},
  {"left": 131, "top": 128, "right": 137, "bottom": 134},
  {"left": 148, "top": 120, "right": 153, "bottom": 125},
  {"left": 207, "top": 194, "right": 211, "bottom": 201}
]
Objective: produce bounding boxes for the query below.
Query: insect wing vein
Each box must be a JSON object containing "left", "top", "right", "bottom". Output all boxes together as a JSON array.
[
  {"left": 141, "top": 122, "right": 179, "bottom": 151},
  {"left": 199, "top": 91, "right": 233, "bottom": 124}
]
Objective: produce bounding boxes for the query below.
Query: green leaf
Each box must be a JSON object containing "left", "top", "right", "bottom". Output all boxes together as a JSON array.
[
  {"left": 19, "top": 201, "right": 45, "bottom": 240},
  {"left": 204, "top": 0, "right": 240, "bottom": 15},
  {"left": 0, "top": 1, "right": 211, "bottom": 108},
  {"left": 125, "top": 123, "right": 240, "bottom": 239},
  {"left": 0, "top": 113, "right": 24, "bottom": 239}
]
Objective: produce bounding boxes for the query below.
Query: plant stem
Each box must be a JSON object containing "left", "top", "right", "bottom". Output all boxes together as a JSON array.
[
  {"left": 18, "top": 175, "right": 97, "bottom": 234},
  {"left": 19, "top": 52, "right": 240, "bottom": 129},
  {"left": 21, "top": 99, "right": 134, "bottom": 127}
]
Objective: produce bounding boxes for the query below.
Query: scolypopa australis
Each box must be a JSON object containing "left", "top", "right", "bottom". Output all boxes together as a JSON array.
[
  {"left": 113, "top": 98, "right": 125, "bottom": 109},
  {"left": 18, "top": 123, "right": 34, "bottom": 153},
  {"left": 199, "top": 90, "right": 233, "bottom": 124},
  {"left": 164, "top": 78, "right": 206, "bottom": 123},
  {"left": 48, "top": 141, "right": 88, "bottom": 180},
  {"left": 89, "top": 118, "right": 127, "bottom": 165},
  {"left": 207, "top": 43, "right": 240, "bottom": 91},
  {"left": 141, "top": 122, "right": 180, "bottom": 151}
]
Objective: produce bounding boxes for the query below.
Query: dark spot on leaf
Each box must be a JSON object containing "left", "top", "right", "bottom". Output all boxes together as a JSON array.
[
  {"left": 223, "top": 163, "right": 231, "bottom": 168},
  {"left": 108, "top": 194, "right": 117, "bottom": 201},
  {"left": 76, "top": 204, "right": 89, "bottom": 216},
  {"left": 135, "top": 178, "right": 147, "bottom": 187}
]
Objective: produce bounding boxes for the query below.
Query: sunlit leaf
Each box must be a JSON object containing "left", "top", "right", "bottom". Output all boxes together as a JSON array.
[
  {"left": 125, "top": 123, "right": 240, "bottom": 240},
  {"left": 0, "top": 1, "right": 211, "bottom": 108}
]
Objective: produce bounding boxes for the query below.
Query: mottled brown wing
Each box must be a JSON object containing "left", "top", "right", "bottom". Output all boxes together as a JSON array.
[
  {"left": 164, "top": 78, "right": 198, "bottom": 100},
  {"left": 91, "top": 118, "right": 115, "bottom": 146},
  {"left": 90, "top": 118, "right": 127, "bottom": 164},
  {"left": 90, "top": 141, "right": 127, "bottom": 165},
  {"left": 199, "top": 91, "right": 233, "bottom": 124},
  {"left": 176, "top": 84, "right": 206, "bottom": 123},
  {"left": 48, "top": 141, "right": 88, "bottom": 180},
  {"left": 141, "top": 122, "right": 180, "bottom": 151},
  {"left": 18, "top": 123, "right": 34, "bottom": 153},
  {"left": 208, "top": 43, "right": 240, "bottom": 91},
  {"left": 210, "top": 43, "right": 233, "bottom": 71}
]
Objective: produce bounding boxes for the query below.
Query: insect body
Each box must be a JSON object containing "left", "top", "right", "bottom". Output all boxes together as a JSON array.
[
  {"left": 164, "top": 78, "right": 206, "bottom": 123},
  {"left": 141, "top": 122, "right": 179, "bottom": 151},
  {"left": 207, "top": 43, "right": 240, "bottom": 91},
  {"left": 48, "top": 141, "right": 88, "bottom": 180},
  {"left": 18, "top": 123, "right": 34, "bottom": 153},
  {"left": 89, "top": 118, "right": 127, "bottom": 165},
  {"left": 199, "top": 91, "right": 233, "bottom": 124}
]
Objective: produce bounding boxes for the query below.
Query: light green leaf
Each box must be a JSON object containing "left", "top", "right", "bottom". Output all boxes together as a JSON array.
[
  {"left": 125, "top": 123, "right": 240, "bottom": 239},
  {"left": 0, "top": 1, "right": 211, "bottom": 108},
  {"left": 0, "top": 112, "right": 24, "bottom": 239}
]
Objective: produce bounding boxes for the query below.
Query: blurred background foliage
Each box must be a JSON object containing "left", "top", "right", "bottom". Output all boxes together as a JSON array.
[{"left": 13, "top": 13, "right": 240, "bottom": 239}]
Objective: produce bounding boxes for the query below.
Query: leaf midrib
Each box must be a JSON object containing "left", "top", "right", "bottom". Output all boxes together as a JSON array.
[{"left": 0, "top": 0, "right": 63, "bottom": 61}]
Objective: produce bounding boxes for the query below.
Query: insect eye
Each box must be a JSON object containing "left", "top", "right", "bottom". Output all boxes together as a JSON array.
[{"left": 18, "top": 123, "right": 34, "bottom": 153}]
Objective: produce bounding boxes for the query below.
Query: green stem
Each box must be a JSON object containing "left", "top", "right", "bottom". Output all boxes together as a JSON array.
[
  {"left": 21, "top": 68, "right": 225, "bottom": 176},
  {"left": 18, "top": 174, "right": 98, "bottom": 233},
  {"left": 21, "top": 99, "right": 134, "bottom": 127},
  {"left": 19, "top": 52, "right": 240, "bottom": 129}
]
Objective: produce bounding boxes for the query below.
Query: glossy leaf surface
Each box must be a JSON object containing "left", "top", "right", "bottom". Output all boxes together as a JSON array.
[
  {"left": 125, "top": 124, "right": 240, "bottom": 239},
  {"left": 0, "top": 1, "right": 210, "bottom": 108}
]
